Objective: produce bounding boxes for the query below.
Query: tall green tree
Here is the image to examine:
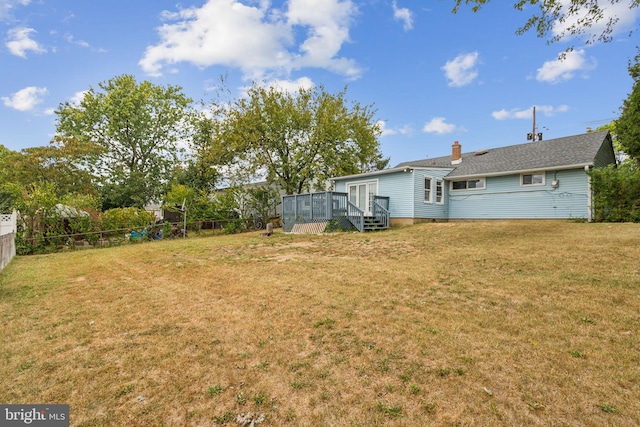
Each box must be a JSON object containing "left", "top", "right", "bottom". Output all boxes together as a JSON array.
[
  {"left": 590, "top": 164, "right": 640, "bottom": 222},
  {"left": 0, "top": 144, "right": 9, "bottom": 161},
  {"left": 452, "top": 0, "right": 639, "bottom": 46},
  {"left": 204, "top": 83, "right": 388, "bottom": 195},
  {"left": 0, "top": 145, "right": 96, "bottom": 197},
  {"left": 0, "top": 142, "right": 97, "bottom": 214},
  {"left": 54, "top": 74, "right": 195, "bottom": 209},
  {"left": 617, "top": 50, "right": 640, "bottom": 164},
  {"left": 171, "top": 114, "right": 222, "bottom": 193}
]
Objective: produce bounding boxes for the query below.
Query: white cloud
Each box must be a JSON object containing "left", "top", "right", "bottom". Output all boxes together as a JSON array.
[
  {"left": 287, "top": 0, "right": 360, "bottom": 77},
  {"left": 2, "top": 86, "right": 47, "bottom": 111},
  {"left": 442, "top": 52, "right": 479, "bottom": 87},
  {"left": 536, "top": 49, "right": 595, "bottom": 83},
  {"left": 139, "top": 0, "right": 361, "bottom": 80},
  {"left": 69, "top": 90, "right": 88, "bottom": 106},
  {"left": 392, "top": 1, "right": 413, "bottom": 31},
  {"left": 551, "top": 0, "right": 640, "bottom": 42},
  {"left": 378, "top": 120, "right": 396, "bottom": 136},
  {"left": 235, "top": 76, "right": 315, "bottom": 100},
  {"left": 5, "top": 27, "right": 46, "bottom": 58},
  {"left": 268, "top": 77, "right": 315, "bottom": 93},
  {"left": 0, "top": 0, "right": 30, "bottom": 22},
  {"left": 139, "top": 0, "right": 292, "bottom": 78},
  {"left": 492, "top": 105, "right": 569, "bottom": 120},
  {"left": 64, "top": 33, "right": 90, "bottom": 48},
  {"left": 378, "top": 121, "right": 413, "bottom": 137},
  {"left": 423, "top": 117, "right": 457, "bottom": 134}
]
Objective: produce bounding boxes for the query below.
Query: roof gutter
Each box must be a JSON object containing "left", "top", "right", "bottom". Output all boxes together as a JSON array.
[
  {"left": 444, "top": 163, "right": 594, "bottom": 180},
  {"left": 331, "top": 166, "right": 453, "bottom": 181}
]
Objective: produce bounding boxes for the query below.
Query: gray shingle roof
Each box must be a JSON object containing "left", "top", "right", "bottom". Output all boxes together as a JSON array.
[{"left": 395, "top": 131, "right": 612, "bottom": 178}]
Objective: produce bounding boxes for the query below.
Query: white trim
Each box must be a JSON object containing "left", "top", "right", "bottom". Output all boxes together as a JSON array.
[
  {"left": 424, "top": 176, "right": 432, "bottom": 204},
  {"left": 345, "top": 178, "right": 380, "bottom": 187},
  {"left": 346, "top": 179, "right": 379, "bottom": 216},
  {"left": 520, "top": 172, "right": 546, "bottom": 187},
  {"left": 332, "top": 166, "right": 452, "bottom": 182},
  {"left": 450, "top": 177, "right": 486, "bottom": 191},
  {"left": 436, "top": 179, "right": 444, "bottom": 205},
  {"left": 585, "top": 165, "right": 593, "bottom": 222}
]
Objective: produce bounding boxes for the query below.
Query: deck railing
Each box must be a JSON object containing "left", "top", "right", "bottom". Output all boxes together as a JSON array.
[
  {"left": 374, "top": 196, "right": 389, "bottom": 211},
  {"left": 282, "top": 192, "right": 351, "bottom": 232},
  {"left": 372, "top": 197, "right": 390, "bottom": 230},
  {"left": 282, "top": 191, "right": 388, "bottom": 233},
  {"left": 346, "top": 201, "right": 364, "bottom": 232}
]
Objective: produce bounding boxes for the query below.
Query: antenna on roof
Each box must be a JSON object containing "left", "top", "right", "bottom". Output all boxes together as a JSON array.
[{"left": 527, "top": 106, "right": 543, "bottom": 142}]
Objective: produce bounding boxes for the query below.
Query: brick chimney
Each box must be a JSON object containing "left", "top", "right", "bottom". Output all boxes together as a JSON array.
[{"left": 451, "top": 141, "right": 462, "bottom": 165}]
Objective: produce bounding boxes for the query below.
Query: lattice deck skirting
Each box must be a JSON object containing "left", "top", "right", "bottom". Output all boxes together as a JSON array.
[{"left": 290, "top": 221, "right": 328, "bottom": 234}]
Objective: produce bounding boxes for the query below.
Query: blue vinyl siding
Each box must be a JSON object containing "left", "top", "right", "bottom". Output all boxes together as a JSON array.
[
  {"left": 449, "top": 169, "right": 590, "bottom": 219},
  {"left": 412, "top": 169, "right": 450, "bottom": 219},
  {"left": 334, "top": 171, "right": 415, "bottom": 217},
  {"left": 379, "top": 173, "right": 415, "bottom": 217},
  {"left": 334, "top": 168, "right": 452, "bottom": 219}
]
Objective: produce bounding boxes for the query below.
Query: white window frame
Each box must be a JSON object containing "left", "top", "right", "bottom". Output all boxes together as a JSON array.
[
  {"left": 450, "top": 178, "right": 486, "bottom": 191},
  {"left": 346, "top": 179, "right": 378, "bottom": 216},
  {"left": 424, "top": 177, "right": 432, "bottom": 203},
  {"left": 436, "top": 179, "right": 444, "bottom": 204},
  {"left": 521, "top": 172, "right": 545, "bottom": 187}
]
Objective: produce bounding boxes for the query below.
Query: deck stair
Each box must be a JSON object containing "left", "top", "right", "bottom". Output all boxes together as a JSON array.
[{"left": 363, "top": 216, "right": 388, "bottom": 232}]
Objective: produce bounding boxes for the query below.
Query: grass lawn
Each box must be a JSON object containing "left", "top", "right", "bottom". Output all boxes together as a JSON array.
[{"left": 1, "top": 221, "right": 639, "bottom": 426}]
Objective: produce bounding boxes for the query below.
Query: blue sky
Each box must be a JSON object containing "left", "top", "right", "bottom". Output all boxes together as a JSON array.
[{"left": 1, "top": 0, "right": 638, "bottom": 167}]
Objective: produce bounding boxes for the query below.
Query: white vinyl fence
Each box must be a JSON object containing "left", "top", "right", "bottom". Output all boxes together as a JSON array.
[{"left": 0, "top": 211, "right": 17, "bottom": 271}]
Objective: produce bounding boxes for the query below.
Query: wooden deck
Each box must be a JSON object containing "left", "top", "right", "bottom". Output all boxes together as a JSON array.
[{"left": 282, "top": 192, "right": 389, "bottom": 233}]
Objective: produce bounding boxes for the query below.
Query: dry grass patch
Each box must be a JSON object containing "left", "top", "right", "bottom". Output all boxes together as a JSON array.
[{"left": 1, "top": 221, "right": 639, "bottom": 426}]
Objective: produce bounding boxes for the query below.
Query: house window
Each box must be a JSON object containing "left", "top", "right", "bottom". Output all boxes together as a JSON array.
[
  {"left": 451, "top": 178, "right": 485, "bottom": 191},
  {"left": 452, "top": 181, "right": 466, "bottom": 190},
  {"left": 436, "top": 180, "right": 443, "bottom": 204},
  {"left": 424, "top": 177, "right": 432, "bottom": 203},
  {"left": 522, "top": 172, "right": 545, "bottom": 186}
]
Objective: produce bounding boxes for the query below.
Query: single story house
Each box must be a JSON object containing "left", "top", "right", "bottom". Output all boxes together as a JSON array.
[{"left": 327, "top": 131, "right": 615, "bottom": 226}]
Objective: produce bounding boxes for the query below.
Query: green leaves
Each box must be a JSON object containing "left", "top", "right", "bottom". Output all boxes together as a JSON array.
[
  {"left": 589, "top": 163, "right": 640, "bottom": 222},
  {"left": 451, "top": 0, "right": 638, "bottom": 47},
  {"left": 54, "top": 74, "right": 195, "bottom": 209},
  {"left": 617, "top": 50, "right": 640, "bottom": 164},
  {"left": 205, "top": 83, "right": 385, "bottom": 195}
]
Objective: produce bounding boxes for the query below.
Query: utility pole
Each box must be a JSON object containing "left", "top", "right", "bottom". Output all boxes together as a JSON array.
[{"left": 527, "top": 106, "right": 543, "bottom": 142}]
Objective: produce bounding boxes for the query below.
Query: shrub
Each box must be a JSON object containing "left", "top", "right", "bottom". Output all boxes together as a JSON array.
[
  {"left": 589, "top": 164, "right": 640, "bottom": 222},
  {"left": 101, "top": 207, "right": 155, "bottom": 231}
]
